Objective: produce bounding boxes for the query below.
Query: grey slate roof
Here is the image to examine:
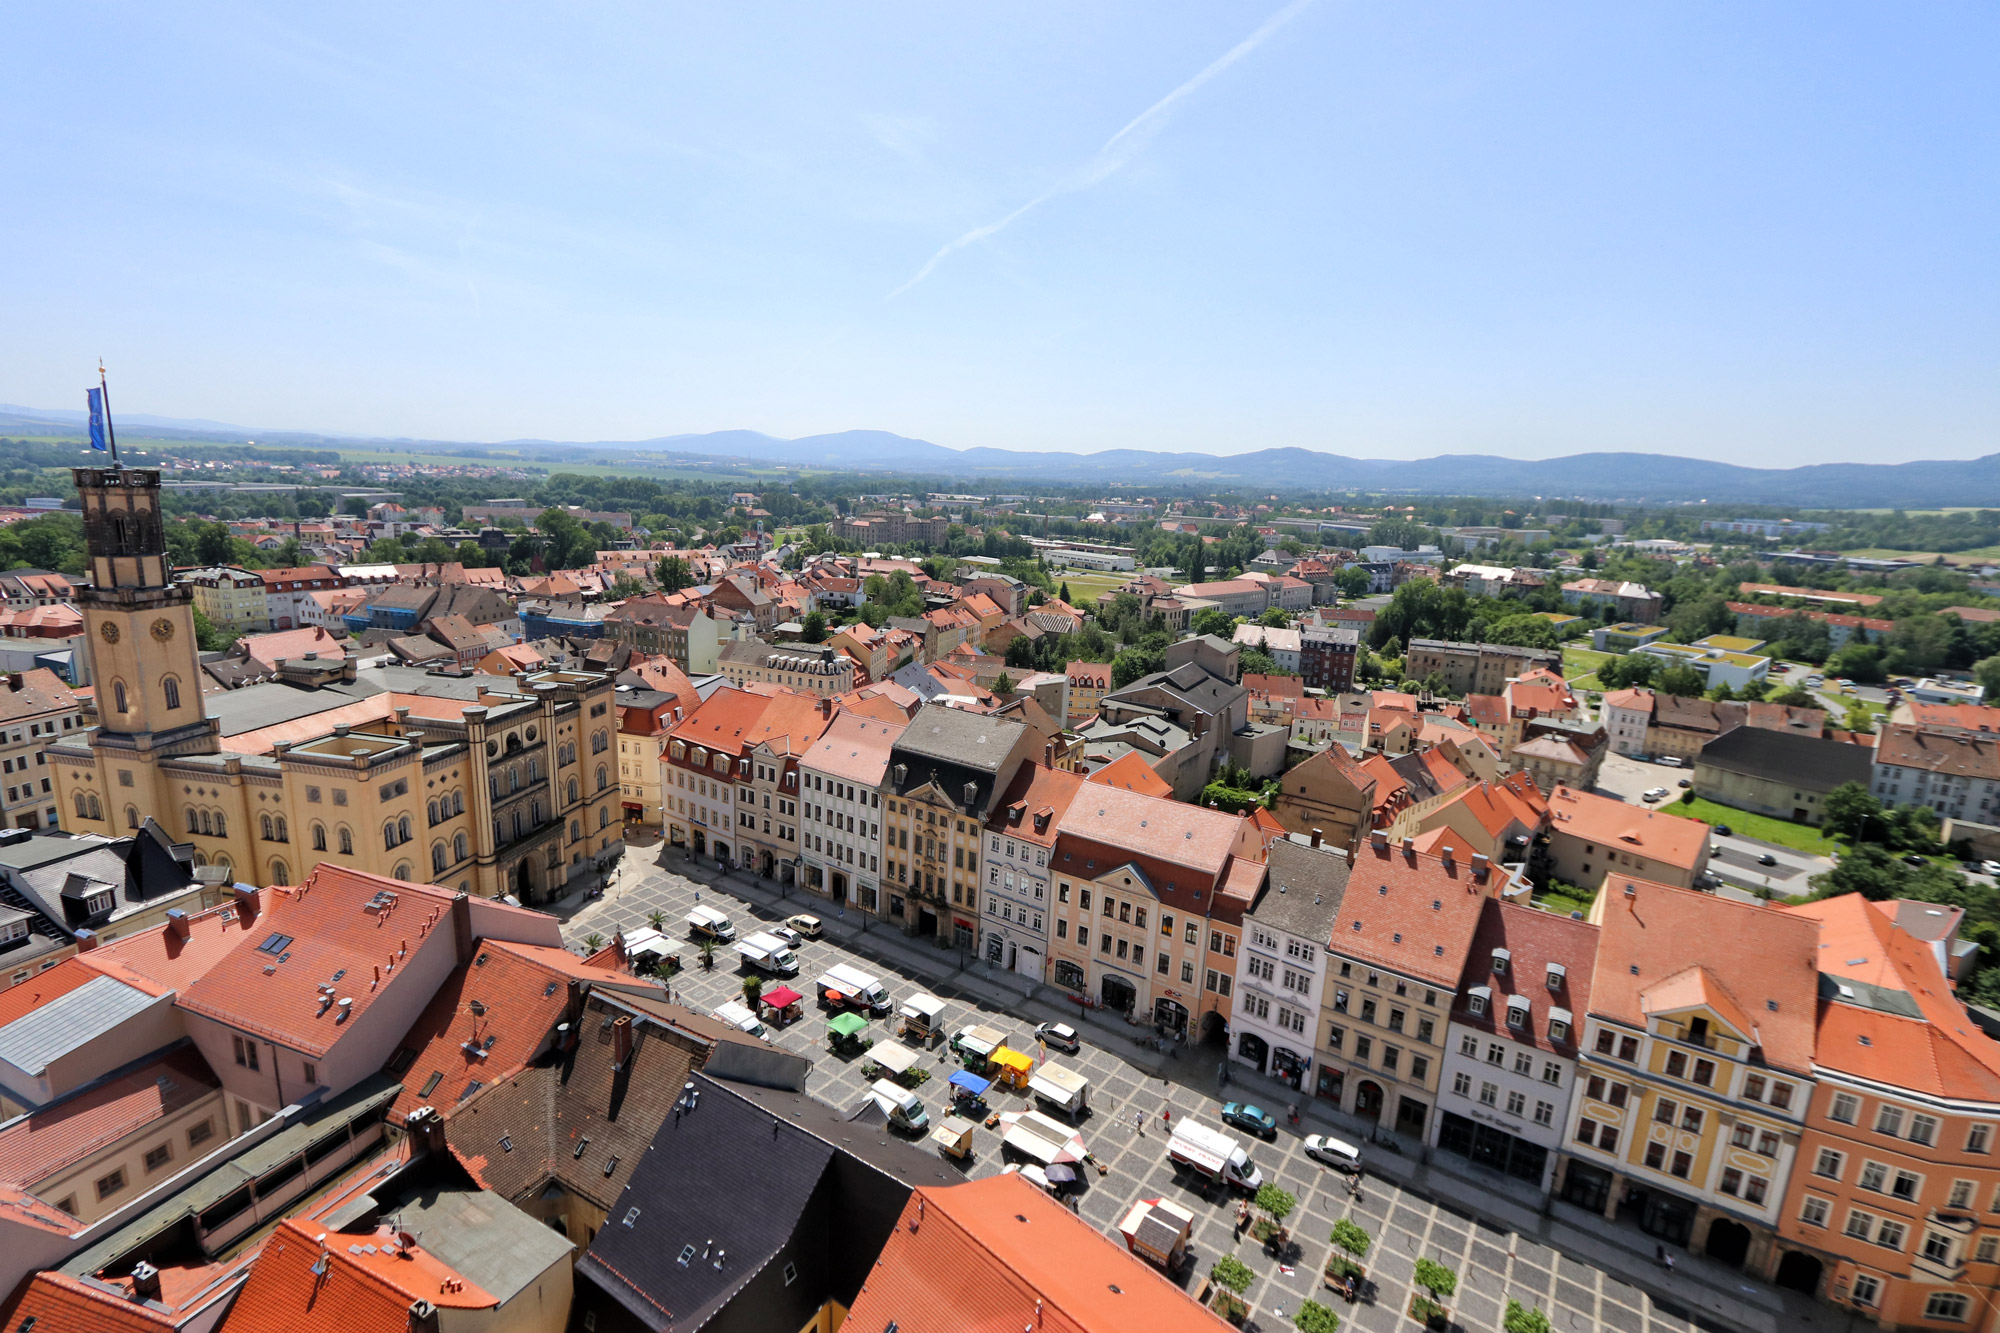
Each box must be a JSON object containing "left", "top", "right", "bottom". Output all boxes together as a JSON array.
[
  {"left": 1695, "top": 725, "right": 1873, "bottom": 792},
  {"left": 1250, "top": 838, "right": 1352, "bottom": 940},
  {"left": 0, "top": 974, "right": 158, "bottom": 1076}
]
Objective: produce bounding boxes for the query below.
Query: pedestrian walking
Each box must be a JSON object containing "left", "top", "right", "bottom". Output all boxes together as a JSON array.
[
  {"left": 1161, "top": 1107, "right": 1172, "bottom": 1131},
  {"left": 1664, "top": 1253, "right": 1675, "bottom": 1275},
  {"left": 1287, "top": 1102, "right": 1300, "bottom": 1127},
  {"left": 1133, "top": 1110, "right": 1145, "bottom": 1137}
]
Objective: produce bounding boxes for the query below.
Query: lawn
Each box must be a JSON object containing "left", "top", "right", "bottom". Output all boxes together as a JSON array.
[
  {"left": 1533, "top": 886, "right": 1596, "bottom": 919},
  {"left": 1660, "top": 795, "right": 1841, "bottom": 856},
  {"left": 1053, "top": 570, "right": 1131, "bottom": 605},
  {"left": 1562, "top": 645, "right": 1612, "bottom": 692}
]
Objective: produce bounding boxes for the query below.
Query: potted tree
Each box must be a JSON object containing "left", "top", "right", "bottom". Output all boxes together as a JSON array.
[
  {"left": 1249, "top": 1184, "right": 1297, "bottom": 1251},
  {"left": 582, "top": 932, "right": 605, "bottom": 954},
  {"left": 1324, "top": 1218, "right": 1370, "bottom": 1292},
  {"left": 1207, "top": 1255, "right": 1253, "bottom": 1326},
  {"left": 646, "top": 908, "right": 666, "bottom": 931},
  {"left": 742, "top": 974, "right": 764, "bottom": 1006},
  {"left": 1408, "top": 1258, "right": 1457, "bottom": 1329},
  {"left": 1504, "top": 1300, "right": 1552, "bottom": 1333},
  {"left": 1295, "top": 1300, "right": 1342, "bottom": 1333}
]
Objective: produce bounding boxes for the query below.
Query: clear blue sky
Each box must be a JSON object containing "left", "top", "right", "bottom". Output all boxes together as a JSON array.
[{"left": 5, "top": 3, "right": 1995, "bottom": 463}]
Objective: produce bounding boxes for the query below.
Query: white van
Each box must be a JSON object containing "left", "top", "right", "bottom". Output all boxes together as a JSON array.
[
  {"left": 869, "top": 1078, "right": 930, "bottom": 1133},
  {"left": 816, "top": 963, "right": 891, "bottom": 1015},
  {"left": 711, "top": 1001, "right": 768, "bottom": 1039},
  {"left": 686, "top": 905, "right": 736, "bottom": 942},
  {"left": 733, "top": 930, "right": 800, "bottom": 975}
]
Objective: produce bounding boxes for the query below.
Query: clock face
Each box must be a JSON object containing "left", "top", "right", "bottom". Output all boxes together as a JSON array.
[
  {"left": 99, "top": 622, "right": 120, "bottom": 644},
  {"left": 151, "top": 617, "right": 176, "bottom": 642}
]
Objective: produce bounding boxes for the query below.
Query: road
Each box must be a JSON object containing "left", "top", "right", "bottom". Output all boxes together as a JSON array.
[
  {"left": 1591, "top": 753, "right": 1834, "bottom": 901},
  {"left": 548, "top": 834, "right": 1826, "bottom": 1333}
]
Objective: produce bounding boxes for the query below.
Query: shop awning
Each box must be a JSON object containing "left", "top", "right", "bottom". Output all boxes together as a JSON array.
[
  {"left": 828, "top": 1012, "right": 869, "bottom": 1038},
  {"left": 992, "top": 1047, "right": 1033, "bottom": 1074},
  {"left": 870, "top": 1043, "right": 920, "bottom": 1076},
  {"left": 948, "top": 1070, "right": 992, "bottom": 1097},
  {"left": 761, "top": 985, "right": 803, "bottom": 1008}
]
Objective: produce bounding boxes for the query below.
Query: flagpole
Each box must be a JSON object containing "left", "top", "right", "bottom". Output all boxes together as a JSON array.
[{"left": 97, "top": 361, "right": 121, "bottom": 467}]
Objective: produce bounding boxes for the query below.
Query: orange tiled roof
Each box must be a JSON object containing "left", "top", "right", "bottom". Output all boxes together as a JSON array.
[
  {"left": 78, "top": 893, "right": 269, "bottom": 996},
  {"left": 1084, "top": 751, "right": 1172, "bottom": 798},
  {"left": 844, "top": 1175, "right": 1228, "bottom": 1333},
  {"left": 385, "top": 942, "right": 578, "bottom": 1122},
  {"left": 0, "top": 958, "right": 100, "bottom": 1026},
  {"left": 1331, "top": 840, "right": 1492, "bottom": 985},
  {"left": 178, "top": 867, "right": 464, "bottom": 1059},
  {"left": 219, "top": 1217, "right": 494, "bottom": 1333},
  {"left": 1545, "top": 785, "right": 1709, "bottom": 871},
  {"left": 0, "top": 1270, "right": 180, "bottom": 1333},
  {"left": 0, "top": 1046, "right": 217, "bottom": 1190},
  {"left": 1592, "top": 877, "right": 1818, "bottom": 1072}
]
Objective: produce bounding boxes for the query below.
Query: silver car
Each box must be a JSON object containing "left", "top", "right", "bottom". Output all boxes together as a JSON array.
[{"left": 1304, "top": 1134, "right": 1365, "bottom": 1172}]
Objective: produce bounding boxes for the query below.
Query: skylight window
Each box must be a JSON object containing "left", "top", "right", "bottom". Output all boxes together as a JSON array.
[{"left": 256, "top": 932, "right": 293, "bottom": 955}]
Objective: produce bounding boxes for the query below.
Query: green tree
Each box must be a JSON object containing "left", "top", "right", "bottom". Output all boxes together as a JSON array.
[
  {"left": 1240, "top": 648, "right": 1281, "bottom": 677},
  {"left": 1889, "top": 614, "right": 1954, "bottom": 673},
  {"left": 1412, "top": 1258, "right": 1458, "bottom": 1301},
  {"left": 801, "top": 610, "right": 828, "bottom": 643},
  {"left": 1975, "top": 654, "right": 2000, "bottom": 702},
  {"left": 1209, "top": 1255, "right": 1253, "bottom": 1294},
  {"left": 1335, "top": 565, "right": 1373, "bottom": 599},
  {"left": 1257, "top": 607, "right": 1290, "bottom": 628},
  {"left": 194, "top": 521, "right": 237, "bottom": 566},
  {"left": 657, "top": 555, "right": 692, "bottom": 591},
  {"left": 1504, "top": 1300, "right": 1553, "bottom": 1333},
  {"left": 1295, "top": 1301, "right": 1342, "bottom": 1333},
  {"left": 1190, "top": 607, "right": 1237, "bottom": 640},
  {"left": 1329, "top": 1218, "right": 1371, "bottom": 1258},
  {"left": 191, "top": 605, "right": 238, "bottom": 653},
  {"left": 1655, "top": 665, "right": 1706, "bottom": 697},
  {"left": 1111, "top": 646, "right": 1165, "bottom": 688},
  {"left": 992, "top": 671, "right": 1016, "bottom": 696},
  {"left": 1253, "top": 1183, "right": 1296, "bottom": 1225},
  {"left": 1767, "top": 685, "right": 1824, "bottom": 710}
]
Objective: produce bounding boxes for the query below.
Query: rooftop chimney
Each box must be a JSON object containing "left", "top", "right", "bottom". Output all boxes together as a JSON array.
[
  {"left": 233, "top": 884, "right": 259, "bottom": 919},
  {"left": 1440, "top": 845, "right": 1455, "bottom": 869},
  {"left": 612, "top": 1015, "right": 634, "bottom": 1069},
  {"left": 405, "top": 1106, "right": 447, "bottom": 1157},
  {"left": 164, "top": 907, "right": 192, "bottom": 942},
  {"left": 1401, "top": 836, "right": 1416, "bottom": 857},
  {"left": 407, "top": 1299, "right": 440, "bottom": 1333},
  {"left": 1470, "top": 852, "right": 1491, "bottom": 881},
  {"left": 129, "top": 1261, "right": 161, "bottom": 1303},
  {"left": 1309, "top": 828, "right": 1323, "bottom": 849},
  {"left": 1370, "top": 830, "right": 1389, "bottom": 852},
  {"left": 74, "top": 927, "right": 97, "bottom": 952}
]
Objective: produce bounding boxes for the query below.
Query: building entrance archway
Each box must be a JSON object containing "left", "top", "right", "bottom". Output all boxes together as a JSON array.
[
  {"left": 1773, "top": 1250, "right": 1822, "bottom": 1295},
  {"left": 1704, "top": 1217, "right": 1752, "bottom": 1268},
  {"left": 1236, "top": 1032, "right": 1269, "bottom": 1073},
  {"left": 1101, "top": 973, "right": 1136, "bottom": 1015},
  {"left": 1353, "top": 1080, "right": 1385, "bottom": 1121}
]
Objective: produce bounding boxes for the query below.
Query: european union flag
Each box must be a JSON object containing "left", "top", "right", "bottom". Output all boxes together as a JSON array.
[{"left": 86, "top": 387, "right": 108, "bottom": 452}]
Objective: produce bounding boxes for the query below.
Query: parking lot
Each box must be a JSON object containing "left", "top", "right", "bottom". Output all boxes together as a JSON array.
[{"left": 558, "top": 837, "right": 1821, "bottom": 1333}]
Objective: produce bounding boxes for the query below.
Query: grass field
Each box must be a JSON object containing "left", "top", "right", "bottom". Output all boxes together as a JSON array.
[
  {"left": 1051, "top": 570, "right": 1131, "bottom": 605},
  {"left": 1659, "top": 795, "right": 1841, "bottom": 856},
  {"left": 1562, "top": 644, "right": 1613, "bottom": 691}
]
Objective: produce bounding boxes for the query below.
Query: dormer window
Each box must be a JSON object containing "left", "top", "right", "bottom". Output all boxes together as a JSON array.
[
  {"left": 1491, "top": 948, "right": 1510, "bottom": 975},
  {"left": 1548, "top": 1007, "right": 1573, "bottom": 1043},
  {"left": 1546, "top": 963, "right": 1566, "bottom": 990},
  {"left": 86, "top": 891, "right": 114, "bottom": 916},
  {"left": 1506, "top": 996, "right": 1531, "bottom": 1029},
  {"left": 1467, "top": 986, "right": 1490, "bottom": 1016}
]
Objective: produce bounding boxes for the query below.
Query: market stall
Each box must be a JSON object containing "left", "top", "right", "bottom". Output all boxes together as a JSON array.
[
  {"left": 996, "top": 1109, "right": 1089, "bottom": 1166},
  {"left": 990, "top": 1046, "right": 1034, "bottom": 1091},
  {"left": 826, "top": 1011, "right": 871, "bottom": 1056},
  {"left": 866, "top": 1040, "right": 923, "bottom": 1084},
  {"left": 947, "top": 1069, "right": 993, "bottom": 1117},
  {"left": 759, "top": 984, "right": 805, "bottom": 1027}
]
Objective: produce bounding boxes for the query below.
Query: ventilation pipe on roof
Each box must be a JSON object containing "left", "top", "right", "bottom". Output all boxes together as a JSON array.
[
  {"left": 1440, "top": 845, "right": 1455, "bottom": 870},
  {"left": 1401, "top": 836, "right": 1416, "bottom": 858},
  {"left": 1471, "top": 853, "right": 1491, "bottom": 882},
  {"left": 612, "top": 1015, "right": 634, "bottom": 1069}
]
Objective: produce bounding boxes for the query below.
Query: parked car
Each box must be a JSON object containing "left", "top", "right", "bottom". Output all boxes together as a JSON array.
[
  {"left": 1658, "top": 756, "right": 1682, "bottom": 768},
  {"left": 1642, "top": 787, "right": 1669, "bottom": 802},
  {"left": 1035, "top": 1021, "right": 1082, "bottom": 1054},
  {"left": 1904, "top": 854, "right": 1930, "bottom": 867},
  {"left": 1713, "top": 824, "right": 1733, "bottom": 836},
  {"left": 767, "top": 923, "right": 805, "bottom": 949},
  {"left": 1677, "top": 779, "right": 1692, "bottom": 788},
  {"left": 1983, "top": 861, "right": 2000, "bottom": 877},
  {"left": 1757, "top": 853, "right": 1778, "bottom": 867},
  {"left": 784, "top": 913, "right": 824, "bottom": 939},
  {"left": 1220, "top": 1102, "right": 1278, "bottom": 1138},
  {"left": 1303, "top": 1134, "right": 1364, "bottom": 1172}
]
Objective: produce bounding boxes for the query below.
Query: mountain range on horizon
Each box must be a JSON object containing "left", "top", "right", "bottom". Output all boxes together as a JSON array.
[{"left": 2, "top": 402, "right": 1995, "bottom": 509}]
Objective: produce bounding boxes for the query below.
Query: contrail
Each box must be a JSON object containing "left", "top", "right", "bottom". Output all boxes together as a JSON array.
[{"left": 888, "top": 0, "right": 1317, "bottom": 299}]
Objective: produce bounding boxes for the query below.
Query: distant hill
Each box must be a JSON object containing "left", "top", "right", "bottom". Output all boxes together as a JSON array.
[{"left": 2, "top": 403, "right": 1995, "bottom": 506}]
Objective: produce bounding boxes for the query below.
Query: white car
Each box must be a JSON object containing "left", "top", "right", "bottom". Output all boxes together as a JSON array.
[
  {"left": 1304, "top": 1134, "right": 1365, "bottom": 1173},
  {"left": 767, "top": 924, "right": 804, "bottom": 949},
  {"left": 1983, "top": 861, "right": 2000, "bottom": 878},
  {"left": 1642, "top": 787, "right": 1669, "bottom": 802}
]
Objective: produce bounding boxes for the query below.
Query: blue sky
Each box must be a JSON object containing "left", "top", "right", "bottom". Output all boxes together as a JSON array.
[{"left": 4, "top": 3, "right": 1995, "bottom": 463}]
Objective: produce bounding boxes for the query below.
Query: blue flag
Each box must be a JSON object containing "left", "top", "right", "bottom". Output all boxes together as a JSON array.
[{"left": 86, "top": 388, "right": 108, "bottom": 452}]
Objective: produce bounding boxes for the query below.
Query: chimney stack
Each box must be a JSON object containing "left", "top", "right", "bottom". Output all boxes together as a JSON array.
[
  {"left": 129, "top": 1262, "right": 162, "bottom": 1303},
  {"left": 74, "top": 928, "right": 97, "bottom": 952},
  {"left": 1471, "top": 852, "right": 1491, "bottom": 881},
  {"left": 405, "top": 1106, "right": 447, "bottom": 1157},
  {"left": 612, "top": 1015, "right": 634, "bottom": 1069},
  {"left": 1309, "top": 828, "right": 1323, "bottom": 849},
  {"left": 407, "top": 1299, "right": 441, "bottom": 1333},
  {"left": 233, "top": 884, "right": 259, "bottom": 919},
  {"left": 165, "top": 908, "right": 191, "bottom": 942},
  {"left": 1370, "top": 830, "right": 1389, "bottom": 852},
  {"left": 1440, "top": 845, "right": 1455, "bottom": 869},
  {"left": 1400, "top": 836, "right": 1415, "bottom": 857}
]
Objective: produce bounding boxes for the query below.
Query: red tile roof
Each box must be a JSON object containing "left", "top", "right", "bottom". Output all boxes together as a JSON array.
[
  {"left": 384, "top": 944, "right": 579, "bottom": 1123},
  {"left": 0, "top": 1271, "right": 181, "bottom": 1333},
  {"left": 1331, "top": 840, "right": 1493, "bottom": 985},
  {"left": 1544, "top": 785, "right": 1710, "bottom": 873},
  {"left": 803, "top": 711, "right": 908, "bottom": 787},
  {"left": 1084, "top": 751, "right": 1173, "bottom": 798},
  {"left": 78, "top": 894, "right": 269, "bottom": 996},
  {"left": 1451, "top": 898, "right": 1597, "bottom": 1054},
  {"left": 843, "top": 1176, "right": 1228, "bottom": 1333},
  {"left": 1592, "top": 877, "right": 1819, "bottom": 1073},
  {"left": 0, "top": 958, "right": 101, "bottom": 1025},
  {"left": 988, "top": 762, "right": 1087, "bottom": 847},
  {"left": 0, "top": 1046, "right": 217, "bottom": 1189},
  {"left": 178, "top": 867, "right": 463, "bottom": 1059},
  {"left": 219, "top": 1217, "right": 490, "bottom": 1333}
]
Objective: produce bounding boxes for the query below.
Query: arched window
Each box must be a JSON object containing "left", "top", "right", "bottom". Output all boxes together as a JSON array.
[
  {"left": 428, "top": 800, "right": 438, "bottom": 826},
  {"left": 452, "top": 790, "right": 464, "bottom": 816},
  {"left": 312, "top": 823, "right": 327, "bottom": 851},
  {"left": 432, "top": 842, "right": 448, "bottom": 874},
  {"left": 453, "top": 832, "right": 468, "bottom": 861},
  {"left": 596, "top": 765, "right": 608, "bottom": 792},
  {"left": 530, "top": 800, "right": 543, "bottom": 826},
  {"left": 393, "top": 861, "right": 411, "bottom": 881},
  {"left": 198, "top": 810, "right": 213, "bottom": 836},
  {"left": 337, "top": 826, "right": 353, "bottom": 855},
  {"left": 190, "top": 851, "right": 206, "bottom": 868},
  {"left": 269, "top": 859, "right": 289, "bottom": 886},
  {"left": 88, "top": 795, "right": 101, "bottom": 820},
  {"left": 114, "top": 680, "right": 129, "bottom": 714},
  {"left": 528, "top": 757, "right": 541, "bottom": 783},
  {"left": 163, "top": 677, "right": 182, "bottom": 710},
  {"left": 592, "top": 731, "right": 608, "bottom": 755},
  {"left": 214, "top": 813, "right": 226, "bottom": 837},
  {"left": 570, "top": 819, "right": 580, "bottom": 841},
  {"left": 599, "top": 806, "right": 611, "bottom": 829},
  {"left": 383, "top": 821, "right": 398, "bottom": 851},
  {"left": 110, "top": 512, "right": 134, "bottom": 552},
  {"left": 398, "top": 815, "right": 411, "bottom": 844},
  {"left": 567, "top": 778, "right": 578, "bottom": 803},
  {"left": 260, "top": 814, "right": 273, "bottom": 841},
  {"left": 508, "top": 767, "right": 520, "bottom": 794},
  {"left": 274, "top": 815, "right": 287, "bottom": 842},
  {"left": 125, "top": 806, "right": 139, "bottom": 830},
  {"left": 73, "top": 792, "right": 89, "bottom": 820}
]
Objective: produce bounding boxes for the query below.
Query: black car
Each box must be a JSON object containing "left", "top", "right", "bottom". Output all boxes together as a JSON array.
[
  {"left": 1756, "top": 853, "right": 1778, "bottom": 867},
  {"left": 1904, "top": 854, "right": 1931, "bottom": 867},
  {"left": 1713, "top": 825, "right": 1733, "bottom": 837}
]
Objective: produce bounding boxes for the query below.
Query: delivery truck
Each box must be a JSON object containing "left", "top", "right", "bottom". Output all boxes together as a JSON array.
[{"left": 1168, "top": 1122, "right": 1262, "bottom": 1193}]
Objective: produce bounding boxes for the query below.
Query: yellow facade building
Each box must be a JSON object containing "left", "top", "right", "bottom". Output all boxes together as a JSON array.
[{"left": 50, "top": 466, "right": 623, "bottom": 902}]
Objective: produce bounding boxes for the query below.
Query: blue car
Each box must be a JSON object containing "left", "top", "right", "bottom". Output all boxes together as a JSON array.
[{"left": 1221, "top": 1102, "right": 1277, "bottom": 1138}]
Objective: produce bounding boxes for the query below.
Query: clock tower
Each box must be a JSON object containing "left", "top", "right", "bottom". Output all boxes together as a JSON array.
[{"left": 72, "top": 466, "right": 215, "bottom": 753}]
